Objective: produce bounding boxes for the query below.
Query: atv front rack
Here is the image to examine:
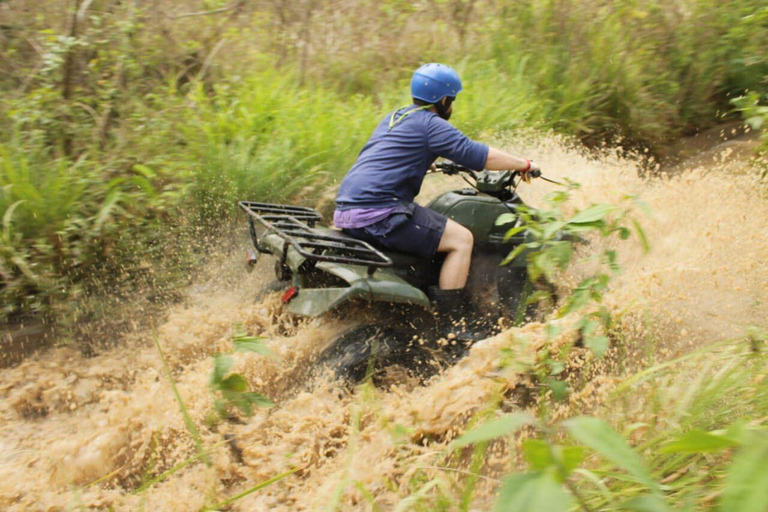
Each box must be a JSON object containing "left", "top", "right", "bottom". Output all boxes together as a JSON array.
[{"left": 239, "top": 201, "right": 392, "bottom": 275}]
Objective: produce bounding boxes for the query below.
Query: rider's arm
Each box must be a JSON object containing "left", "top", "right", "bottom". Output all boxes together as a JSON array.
[
  {"left": 484, "top": 147, "right": 540, "bottom": 172},
  {"left": 426, "top": 117, "right": 489, "bottom": 172}
]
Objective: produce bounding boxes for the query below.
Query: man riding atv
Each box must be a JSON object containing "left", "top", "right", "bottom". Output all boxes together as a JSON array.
[{"left": 334, "top": 63, "right": 539, "bottom": 339}]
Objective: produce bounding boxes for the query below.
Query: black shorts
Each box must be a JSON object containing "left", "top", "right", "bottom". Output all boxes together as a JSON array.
[{"left": 342, "top": 203, "right": 447, "bottom": 259}]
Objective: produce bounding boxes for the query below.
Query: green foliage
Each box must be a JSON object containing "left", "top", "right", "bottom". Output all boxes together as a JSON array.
[
  {"left": 563, "top": 416, "right": 661, "bottom": 495},
  {"left": 202, "top": 467, "right": 304, "bottom": 511},
  {"left": 455, "top": 413, "right": 664, "bottom": 511},
  {"left": 152, "top": 325, "right": 210, "bottom": 467},
  {"left": 1, "top": 0, "right": 767, "bottom": 333},
  {"left": 454, "top": 404, "right": 768, "bottom": 512},
  {"left": 209, "top": 325, "right": 274, "bottom": 419},
  {"left": 0, "top": 142, "right": 186, "bottom": 320},
  {"left": 499, "top": 181, "right": 649, "bottom": 399},
  {"left": 720, "top": 433, "right": 768, "bottom": 512},
  {"left": 660, "top": 428, "right": 743, "bottom": 454},
  {"left": 495, "top": 472, "right": 573, "bottom": 512},
  {"left": 180, "top": 73, "right": 378, "bottom": 224},
  {"left": 488, "top": 0, "right": 768, "bottom": 144},
  {"left": 475, "top": 182, "right": 763, "bottom": 511},
  {"left": 732, "top": 92, "right": 768, "bottom": 161},
  {"left": 3, "top": 2, "right": 767, "bottom": 508},
  {"left": 450, "top": 413, "right": 535, "bottom": 449},
  {"left": 480, "top": 182, "right": 761, "bottom": 510}
]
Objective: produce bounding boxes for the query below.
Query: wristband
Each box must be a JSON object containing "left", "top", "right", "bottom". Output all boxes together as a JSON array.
[{"left": 521, "top": 159, "right": 531, "bottom": 172}]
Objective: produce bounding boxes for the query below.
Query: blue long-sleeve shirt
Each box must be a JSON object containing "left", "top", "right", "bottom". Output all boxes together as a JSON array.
[{"left": 335, "top": 105, "right": 489, "bottom": 210}]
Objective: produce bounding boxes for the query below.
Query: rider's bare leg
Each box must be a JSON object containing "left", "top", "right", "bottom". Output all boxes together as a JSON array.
[{"left": 437, "top": 219, "right": 473, "bottom": 289}]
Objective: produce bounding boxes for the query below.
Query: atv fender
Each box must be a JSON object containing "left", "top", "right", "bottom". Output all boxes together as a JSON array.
[{"left": 287, "top": 262, "right": 432, "bottom": 317}]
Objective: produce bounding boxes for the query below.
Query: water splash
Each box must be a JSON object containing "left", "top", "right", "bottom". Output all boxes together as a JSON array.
[{"left": 1, "top": 132, "right": 766, "bottom": 510}]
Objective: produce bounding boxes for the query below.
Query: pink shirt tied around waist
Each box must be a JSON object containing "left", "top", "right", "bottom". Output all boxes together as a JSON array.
[{"left": 333, "top": 207, "right": 396, "bottom": 229}]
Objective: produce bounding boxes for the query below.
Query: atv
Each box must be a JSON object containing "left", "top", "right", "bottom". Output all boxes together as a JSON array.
[{"left": 239, "top": 161, "right": 547, "bottom": 383}]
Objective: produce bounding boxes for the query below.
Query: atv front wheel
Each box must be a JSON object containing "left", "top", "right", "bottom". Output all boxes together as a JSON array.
[{"left": 496, "top": 266, "right": 534, "bottom": 324}]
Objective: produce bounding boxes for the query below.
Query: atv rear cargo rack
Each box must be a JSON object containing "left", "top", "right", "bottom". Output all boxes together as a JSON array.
[{"left": 239, "top": 201, "right": 392, "bottom": 275}]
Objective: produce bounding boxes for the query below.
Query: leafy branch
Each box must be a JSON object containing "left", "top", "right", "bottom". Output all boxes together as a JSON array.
[
  {"left": 210, "top": 325, "right": 275, "bottom": 420},
  {"left": 451, "top": 411, "right": 768, "bottom": 512},
  {"left": 498, "top": 181, "right": 650, "bottom": 398}
]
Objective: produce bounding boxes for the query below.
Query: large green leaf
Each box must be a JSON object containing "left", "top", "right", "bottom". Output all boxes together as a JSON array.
[
  {"left": 719, "top": 436, "right": 768, "bottom": 512},
  {"left": 568, "top": 204, "right": 616, "bottom": 224},
  {"left": 501, "top": 243, "right": 528, "bottom": 265},
  {"left": 242, "top": 391, "right": 274, "bottom": 409},
  {"left": 632, "top": 218, "right": 651, "bottom": 253},
  {"left": 221, "top": 373, "right": 248, "bottom": 393},
  {"left": 232, "top": 327, "right": 274, "bottom": 356},
  {"left": 224, "top": 389, "right": 274, "bottom": 416},
  {"left": 503, "top": 225, "right": 527, "bottom": 241},
  {"left": 660, "top": 429, "right": 742, "bottom": 454},
  {"left": 210, "top": 354, "right": 234, "bottom": 388},
  {"left": 542, "top": 220, "right": 566, "bottom": 240},
  {"left": 565, "top": 220, "right": 605, "bottom": 232},
  {"left": 234, "top": 340, "right": 274, "bottom": 356},
  {"left": 584, "top": 336, "right": 610, "bottom": 358},
  {"left": 563, "top": 417, "right": 661, "bottom": 494},
  {"left": 623, "top": 494, "right": 674, "bottom": 512},
  {"left": 522, "top": 439, "right": 553, "bottom": 471},
  {"left": 494, "top": 471, "right": 573, "bottom": 512},
  {"left": 496, "top": 213, "right": 518, "bottom": 226},
  {"left": 450, "top": 412, "right": 536, "bottom": 449},
  {"left": 534, "top": 251, "right": 559, "bottom": 282},
  {"left": 546, "top": 379, "right": 569, "bottom": 401},
  {"left": 546, "top": 240, "right": 573, "bottom": 268},
  {"left": 2, "top": 200, "right": 25, "bottom": 241},
  {"left": 560, "top": 445, "right": 585, "bottom": 477}
]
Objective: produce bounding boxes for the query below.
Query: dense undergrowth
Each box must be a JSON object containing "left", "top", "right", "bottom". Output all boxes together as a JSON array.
[{"left": 1, "top": 0, "right": 767, "bottom": 328}]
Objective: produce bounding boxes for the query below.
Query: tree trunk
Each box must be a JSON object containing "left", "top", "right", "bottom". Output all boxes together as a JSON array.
[{"left": 61, "top": 0, "right": 83, "bottom": 157}]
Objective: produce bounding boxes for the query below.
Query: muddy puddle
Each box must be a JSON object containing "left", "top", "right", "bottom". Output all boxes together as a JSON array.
[{"left": 1, "top": 132, "right": 767, "bottom": 510}]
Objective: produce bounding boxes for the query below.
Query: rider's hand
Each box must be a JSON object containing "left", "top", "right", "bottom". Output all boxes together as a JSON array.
[
  {"left": 429, "top": 163, "right": 438, "bottom": 173},
  {"left": 520, "top": 160, "right": 540, "bottom": 183}
]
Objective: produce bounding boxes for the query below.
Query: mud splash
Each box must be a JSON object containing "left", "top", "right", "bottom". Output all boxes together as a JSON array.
[{"left": 1, "top": 133, "right": 767, "bottom": 510}]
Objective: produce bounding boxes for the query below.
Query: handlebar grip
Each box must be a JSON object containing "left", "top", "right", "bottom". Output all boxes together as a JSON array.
[
  {"left": 436, "top": 162, "right": 463, "bottom": 175},
  {"left": 530, "top": 169, "right": 542, "bottom": 178}
]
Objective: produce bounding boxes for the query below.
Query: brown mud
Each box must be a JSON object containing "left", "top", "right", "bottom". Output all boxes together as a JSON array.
[{"left": 1, "top": 132, "right": 767, "bottom": 510}]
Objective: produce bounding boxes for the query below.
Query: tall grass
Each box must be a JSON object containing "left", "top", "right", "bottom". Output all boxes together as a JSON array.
[
  {"left": 180, "top": 72, "right": 380, "bottom": 223},
  {"left": 486, "top": 0, "right": 768, "bottom": 144},
  {"left": 0, "top": 146, "right": 93, "bottom": 316},
  {"left": 1, "top": 0, "right": 766, "bottom": 328}
]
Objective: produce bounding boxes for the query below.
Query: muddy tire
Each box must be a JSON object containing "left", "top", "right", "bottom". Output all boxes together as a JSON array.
[
  {"left": 496, "top": 266, "right": 534, "bottom": 324},
  {"left": 315, "top": 324, "right": 438, "bottom": 384}
]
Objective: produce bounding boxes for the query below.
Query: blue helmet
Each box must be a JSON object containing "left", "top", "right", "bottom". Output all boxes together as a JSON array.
[{"left": 410, "top": 63, "right": 463, "bottom": 103}]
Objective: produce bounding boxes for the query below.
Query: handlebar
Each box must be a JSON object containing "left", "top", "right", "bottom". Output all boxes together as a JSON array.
[
  {"left": 435, "top": 161, "right": 542, "bottom": 180},
  {"left": 434, "top": 161, "right": 562, "bottom": 193},
  {"left": 436, "top": 161, "right": 474, "bottom": 177}
]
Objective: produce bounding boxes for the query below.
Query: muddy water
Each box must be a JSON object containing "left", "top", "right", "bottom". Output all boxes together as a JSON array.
[{"left": 1, "top": 133, "right": 767, "bottom": 510}]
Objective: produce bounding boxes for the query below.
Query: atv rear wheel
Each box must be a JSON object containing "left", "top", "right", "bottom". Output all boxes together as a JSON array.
[{"left": 315, "top": 324, "right": 439, "bottom": 385}]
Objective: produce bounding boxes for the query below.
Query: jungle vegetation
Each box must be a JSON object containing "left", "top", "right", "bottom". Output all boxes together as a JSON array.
[{"left": 0, "top": 0, "right": 766, "bottom": 332}]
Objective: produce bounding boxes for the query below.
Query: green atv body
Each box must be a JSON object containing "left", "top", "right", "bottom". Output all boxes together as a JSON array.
[{"left": 240, "top": 163, "right": 533, "bottom": 321}]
